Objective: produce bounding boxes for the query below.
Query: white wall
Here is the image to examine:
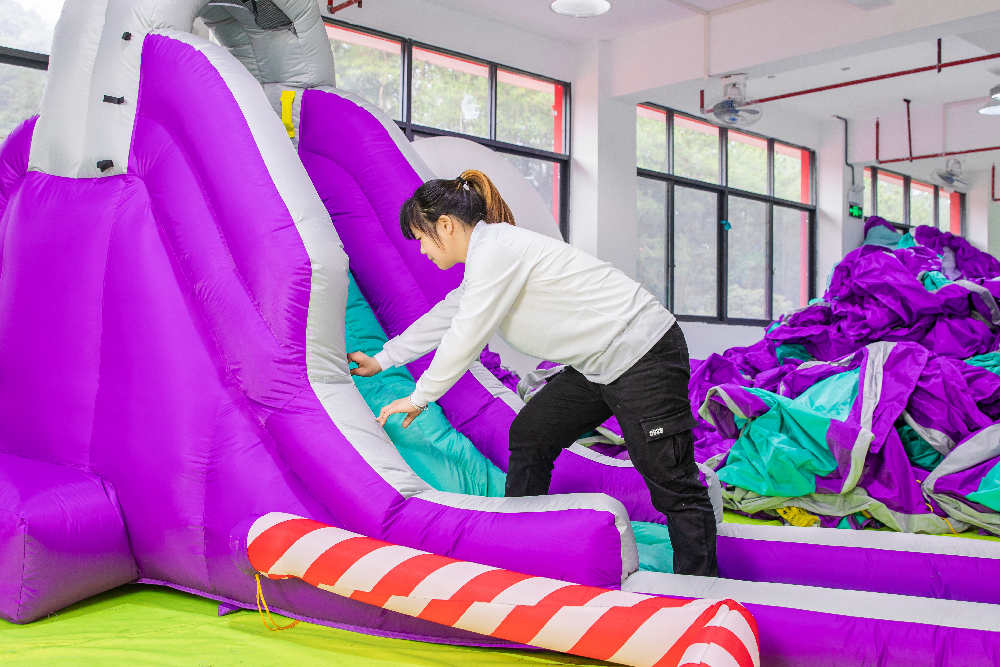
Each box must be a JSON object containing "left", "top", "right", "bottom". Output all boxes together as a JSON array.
[{"left": 679, "top": 321, "right": 766, "bottom": 362}]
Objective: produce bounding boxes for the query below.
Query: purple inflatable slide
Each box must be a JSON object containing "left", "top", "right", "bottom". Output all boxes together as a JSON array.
[{"left": 2, "top": 1, "right": 999, "bottom": 664}]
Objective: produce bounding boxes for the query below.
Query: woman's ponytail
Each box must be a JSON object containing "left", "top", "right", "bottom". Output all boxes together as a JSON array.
[
  {"left": 400, "top": 168, "right": 515, "bottom": 242},
  {"left": 459, "top": 169, "right": 515, "bottom": 225}
]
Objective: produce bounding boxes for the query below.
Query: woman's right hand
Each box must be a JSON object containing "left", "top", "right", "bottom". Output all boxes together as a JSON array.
[{"left": 348, "top": 351, "right": 383, "bottom": 377}]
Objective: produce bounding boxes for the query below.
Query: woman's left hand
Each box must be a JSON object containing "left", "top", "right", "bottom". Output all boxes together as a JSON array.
[{"left": 376, "top": 397, "right": 424, "bottom": 428}]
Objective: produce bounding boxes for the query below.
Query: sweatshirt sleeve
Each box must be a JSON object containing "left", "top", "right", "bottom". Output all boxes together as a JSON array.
[
  {"left": 374, "top": 285, "right": 464, "bottom": 370},
  {"left": 410, "top": 240, "right": 528, "bottom": 407}
]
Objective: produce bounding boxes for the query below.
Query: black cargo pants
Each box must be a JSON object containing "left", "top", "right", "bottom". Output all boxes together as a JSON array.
[{"left": 504, "top": 323, "right": 718, "bottom": 576}]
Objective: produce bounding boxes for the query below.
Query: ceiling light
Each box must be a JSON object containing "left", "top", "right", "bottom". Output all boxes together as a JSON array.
[
  {"left": 978, "top": 84, "right": 1000, "bottom": 114},
  {"left": 550, "top": 0, "right": 610, "bottom": 18},
  {"left": 978, "top": 99, "right": 1000, "bottom": 115}
]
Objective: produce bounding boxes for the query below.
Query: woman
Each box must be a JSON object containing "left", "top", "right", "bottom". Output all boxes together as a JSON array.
[{"left": 348, "top": 170, "right": 717, "bottom": 576}]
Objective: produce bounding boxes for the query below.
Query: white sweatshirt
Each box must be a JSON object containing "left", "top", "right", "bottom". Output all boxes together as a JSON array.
[{"left": 374, "top": 222, "right": 676, "bottom": 407}]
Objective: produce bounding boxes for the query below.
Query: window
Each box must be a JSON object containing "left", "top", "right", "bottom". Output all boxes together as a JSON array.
[
  {"left": 411, "top": 47, "right": 489, "bottom": 138},
  {"left": 909, "top": 180, "right": 934, "bottom": 227},
  {"left": 324, "top": 20, "right": 571, "bottom": 235},
  {"left": 863, "top": 166, "right": 964, "bottom": 234},
  {"left": 636, "top": 106, "right": 816, "bottom": 324},
  {"left": 636, "top": 104, "right": 667, "bottom": 173},
  {"left": 876, "top": 170, "right": 904, "bottom": 223},
  {"left": 496, "top": 68, "right": 565, "bottom": 153},
  {"left": 1, "top": 1, "right": 61, "bottom": 142},
  {"left": 727, "top": 131, "right": 767, "bottom": 195},
  {"left": 326, "top": 25, "right": 402, "bottom": 120},
  {"left": 673, "top": 115, "right": 719, "bottom": 183}
]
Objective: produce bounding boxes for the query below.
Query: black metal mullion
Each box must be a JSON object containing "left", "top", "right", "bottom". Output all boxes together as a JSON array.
[
  {"left": 402, "top": 39, "right": 414, "bottom": 139},
  {"left": 0, "top": 46, "right": 48, "bottom": 70},
  {"left": 903, "top": 175, "right": 911, "bottom": 229},
  {"left": 767, "top": 138, "right": 775, "bottom": 198},
  {"left": 666, "top": 181, "right": 675, "bottom": 310},
  {"left": 808, "top": 209, "right": 818, "bottom": 302},
  {"left": 488, "top": 63, "right": 497, "bottom": 142},
  {"left": 766, "top": 203, "right": 774, "bottom": 321},
  {"left": 871, "top": 167, "right": 878, "bottom": 218},
  {"left": 666, "top": 111, "right": 674, "bottom": 175},
  {"left": 719, "top": 128, "right": 728, "bottom": 321},
  {"left": 718, "top": 190, "right": 728, "bottom": 322},
  {"left": 559, "top": 158, "right": 570, "bottom": 241}
]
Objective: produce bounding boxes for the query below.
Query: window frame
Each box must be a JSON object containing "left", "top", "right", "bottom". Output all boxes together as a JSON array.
[
  {"left": 637, "top": 104, "right": 817, "bottom": 327},
  {"left": 863, "top": 165, "right": 965, "bottom": 234},
  {"left": 324, "top": 18, "right": 572, "bottom": 239}
]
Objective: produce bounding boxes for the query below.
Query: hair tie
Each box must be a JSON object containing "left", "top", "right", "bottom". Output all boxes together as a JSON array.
[{"left": 457, "top": 176, "right": 470, "bottom": 191}]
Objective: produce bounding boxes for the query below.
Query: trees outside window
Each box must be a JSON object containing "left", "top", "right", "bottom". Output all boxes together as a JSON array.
[
  {"left": 864, "top": 166, "right": 964, "bottom": 234},
  {"left": 637, "top": 106, "right": 815, "bottom": 324},
  {"left": 325, "top": 21, "right": 570, "bottom": 235}
]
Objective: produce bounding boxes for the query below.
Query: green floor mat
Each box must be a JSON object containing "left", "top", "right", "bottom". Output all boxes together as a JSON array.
[{"left": 1, "top": 585, "right": 611, "bottom": 666}]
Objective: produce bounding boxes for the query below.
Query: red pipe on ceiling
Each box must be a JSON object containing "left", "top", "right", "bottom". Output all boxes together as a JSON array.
[
  {"left": 698, "top": 40, "right": 1000, "bottom": 109},
  {"left": 876, "top": 142, "right": 1000, "bottom": 165}
]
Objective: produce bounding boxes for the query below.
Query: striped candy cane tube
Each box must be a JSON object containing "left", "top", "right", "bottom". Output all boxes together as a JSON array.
[{"left": 248, "top": 513, "right": 759, "bottom": 667}]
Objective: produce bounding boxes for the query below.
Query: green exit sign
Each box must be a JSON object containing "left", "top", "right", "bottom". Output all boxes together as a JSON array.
[{"left": 848, "top": 204, "right": 863, "bottom": 218}]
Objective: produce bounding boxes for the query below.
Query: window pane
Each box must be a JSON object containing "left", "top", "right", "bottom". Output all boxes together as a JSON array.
[
  {"left": 727, "top": 130, "right": 767, "bottom": 195},
  {"left": 773, "top": 206, "right": 809, "bottom": 316},
  {"left": 496, "top": 69, "right": 564, "bottom": 153},
  {"left": 673, "top": 115, "right": 718, "bottom": 183},
  {"left": 412, "top": 47, "right": 488, "bottom": 137},
  {"left": 0, "top": 0, "right": 62, "bottom": 54},
  {"left": 876, "top": 170, "right": 904, "bottom": 223},
  {"left": 326, "top": 25, "right": 402, "bottom": 120},
  {"left": 726, "top": 196, "right": 767, "bottom": 319},
  {"left": 673, "top": 186, "right": 718, "bottom": 316},
  {"left": 941, "top": 190, "right": 962, "bottom": 234},
  {"left": 910, "top": 180, "right": 934, "bottom": 227},
  {"left": 636, "top": 104, "right": 667, "bottom": 172},
  {"left": 637, "top": 177, "right": 667, "bottom": 304},
  {"left": 0, "top": 64, "right": 46, "bottom": 142},
  {"left": 502, "top": 154, "right": 560, "bottom": 224},
  {"left": 774, "top": 142, "right": 811, "bottom": 204}
]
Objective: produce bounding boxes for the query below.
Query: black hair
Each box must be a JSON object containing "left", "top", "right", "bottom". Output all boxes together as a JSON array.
[{"left": 400, "top": 169, "right": 515, "bottom": 243}]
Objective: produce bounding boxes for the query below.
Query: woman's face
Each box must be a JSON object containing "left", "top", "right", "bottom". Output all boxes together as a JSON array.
[{"left": 412, "top": 216, "right": 462, "bottom": 270}]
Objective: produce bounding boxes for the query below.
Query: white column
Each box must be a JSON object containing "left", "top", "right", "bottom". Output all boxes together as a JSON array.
[{"left": 569, "top": 41, "right": 638, "bottom": 279}]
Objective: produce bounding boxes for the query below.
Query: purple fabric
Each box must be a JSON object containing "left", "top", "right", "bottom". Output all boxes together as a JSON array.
[
  {"left": 745, "top": 602, "right": 1000, "bottom": 666},
  {"left": 0, "top": 453, "right": 136, "bottom": 623},
  {"left": 479, "top": 345, "right": 520, "bottom": 393},
  {"left": 915, "top": 226, "right": 1000, "bottom": 279},
  {"left": 718, "top": 533, "right": 1000, "bottom": 603},
  {"left": 862, "top": 215, "right": 895, "bottom": 235},
  {"left": 934, "top": 455, "right": 1000, "bottom": 499}
]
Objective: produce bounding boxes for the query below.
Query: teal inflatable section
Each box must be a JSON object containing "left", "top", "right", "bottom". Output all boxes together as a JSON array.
[
  {"left": 344, "top": 275, "right": 673, "bottom": 571},
  {"left": 717, "top": 370, "right": 858, "bottom": 497}
]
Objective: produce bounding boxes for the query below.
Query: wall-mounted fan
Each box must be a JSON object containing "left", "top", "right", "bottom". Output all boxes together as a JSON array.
[
  {"left": 931, "top": 158, "right": 969, "bottom": 192},
  {"left": 703, "top": 74, "right": 762, "bottom": 127}
]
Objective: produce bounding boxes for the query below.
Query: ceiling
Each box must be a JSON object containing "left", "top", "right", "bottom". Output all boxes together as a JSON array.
[
  {"left": 418, "top": 0, "right": 1000, "bottom": 180},
  {"left": 424, "top": 0, "right": 751, "bottom": 43}
]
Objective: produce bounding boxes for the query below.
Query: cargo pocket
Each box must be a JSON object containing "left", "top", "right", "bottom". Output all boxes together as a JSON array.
[{"left": 639, "top": 409, "right": 697, "bottom": 466}]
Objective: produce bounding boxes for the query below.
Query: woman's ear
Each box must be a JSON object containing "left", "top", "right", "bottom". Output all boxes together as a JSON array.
[{"left": 437, "top": 214, "right": 454, "bottom": 237}]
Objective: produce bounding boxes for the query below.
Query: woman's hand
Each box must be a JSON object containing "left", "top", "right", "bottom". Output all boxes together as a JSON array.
[
  {"left": 376, "top": 397, "right": 424, "bottom": 428},
  {"left": 348, "top": 351, "right": 382, "bottom": 377}
]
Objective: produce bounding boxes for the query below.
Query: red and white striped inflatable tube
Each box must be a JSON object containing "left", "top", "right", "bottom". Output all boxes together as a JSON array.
[{"left": 248, "top": 512, "right": 759, "bottom": 667}]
